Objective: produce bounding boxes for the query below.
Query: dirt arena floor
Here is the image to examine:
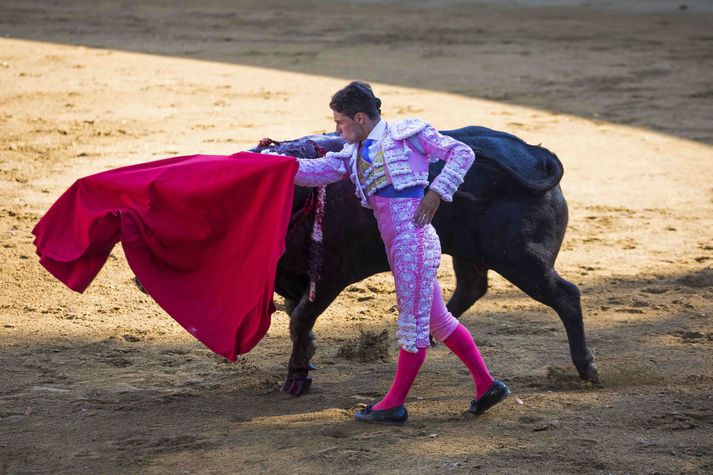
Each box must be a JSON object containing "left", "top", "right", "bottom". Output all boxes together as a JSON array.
[{"left": 1, "top": 1, "right": 712, "bottom": 473}]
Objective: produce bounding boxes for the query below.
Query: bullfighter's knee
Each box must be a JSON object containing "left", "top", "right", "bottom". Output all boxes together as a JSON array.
[
  {"left": 430, "top": 313, "right": 459, "bottom": 342},
  {"left": 430, "top": 285, "right": 460, "bottom": 341}
]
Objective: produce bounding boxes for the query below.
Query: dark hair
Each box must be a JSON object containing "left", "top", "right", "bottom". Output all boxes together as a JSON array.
[{"left": 329, "top": 81, "right": 382, "bottom": 119}]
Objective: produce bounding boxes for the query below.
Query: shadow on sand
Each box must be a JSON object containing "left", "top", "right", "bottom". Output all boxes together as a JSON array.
[{"left": 2, "top": 0, "right": 713, "bottom": 143}]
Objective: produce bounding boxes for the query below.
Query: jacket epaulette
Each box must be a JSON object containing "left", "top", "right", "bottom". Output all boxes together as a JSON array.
[{"left": 388, "top": 118, "right": 430, "bottom": 140}]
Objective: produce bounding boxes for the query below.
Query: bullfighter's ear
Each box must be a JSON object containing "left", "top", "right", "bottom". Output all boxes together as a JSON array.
[{"left": 354, "top": 112, "right": 366, "bottom": 124}]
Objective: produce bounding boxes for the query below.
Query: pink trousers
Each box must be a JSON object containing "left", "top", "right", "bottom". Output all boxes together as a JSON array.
[{"left": 369, "top": 195, "right": 460, "bottom": 352}]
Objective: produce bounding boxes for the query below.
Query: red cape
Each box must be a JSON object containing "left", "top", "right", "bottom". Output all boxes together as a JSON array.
[{"left": 32, "top": 152, "right": 297, "bottom": 360}]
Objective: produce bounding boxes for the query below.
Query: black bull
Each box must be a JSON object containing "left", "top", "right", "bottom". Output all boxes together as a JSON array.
[{"left": 251, "top": 126, "right": 599, "bottom": 396}]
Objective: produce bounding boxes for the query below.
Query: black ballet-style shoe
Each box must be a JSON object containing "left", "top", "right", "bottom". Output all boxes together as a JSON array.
[
  {"left": 469, "top": 380, "right": 511, "bottom": 416},
  {"left": 355, "top": 404, "right": 408, "bottom": 424}
]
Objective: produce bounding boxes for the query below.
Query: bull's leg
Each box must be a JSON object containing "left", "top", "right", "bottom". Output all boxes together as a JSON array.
[
  {"left": 283, "top": 297, "right": 298, "bottom": 317},
  {"left": 447, "top": 258, "right": 489, "bottom": 319},
  {"left": 494, "top": 263, "right": 600, "bottom": 383},
  {"left": 282, "top": 285, "right": 344, "bottom": 397}
]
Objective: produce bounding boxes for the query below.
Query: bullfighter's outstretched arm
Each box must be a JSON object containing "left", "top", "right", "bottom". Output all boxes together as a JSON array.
[
  {"left": 294, "top": 144, "right": 354, "bottom": 187},
  {"left": 414, "top": 125, "right": 475, "bottom": 202}
]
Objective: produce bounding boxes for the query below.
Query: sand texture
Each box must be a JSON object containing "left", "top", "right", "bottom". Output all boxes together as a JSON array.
[{"left": 1, "top": 1, "right": 712, "bottom": 473}]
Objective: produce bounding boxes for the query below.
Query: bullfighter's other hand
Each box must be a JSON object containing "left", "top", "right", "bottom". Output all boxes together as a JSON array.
[{"left": 413, "top": 190, "right": 441, "bottom": 227}]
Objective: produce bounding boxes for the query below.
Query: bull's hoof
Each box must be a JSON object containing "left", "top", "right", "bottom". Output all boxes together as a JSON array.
[
  {"left": 281, "top": 374, "right": 312, "bottom": 397},
  {"left": 579, "top": 362, "right": 601, "bottom": 384}
]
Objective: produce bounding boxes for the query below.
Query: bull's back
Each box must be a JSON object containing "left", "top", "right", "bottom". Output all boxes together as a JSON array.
[
  {"left": 438, "top": 126, "right": 564, "bottom": 197},
  {"left": 432, "top": 127, "right": 569, "bottom": 263}
]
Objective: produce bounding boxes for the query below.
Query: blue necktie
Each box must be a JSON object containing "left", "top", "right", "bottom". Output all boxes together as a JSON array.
[{"left": 361, "top": 139, "right": 375, "bottom": 163}]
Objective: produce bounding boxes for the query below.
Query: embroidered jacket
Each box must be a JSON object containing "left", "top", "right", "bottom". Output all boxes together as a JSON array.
[
  {"left": 357, "top": 144, "right": 389, "bottom": 196},
  {"left": 294, "top": 118, "right": 475, "bottom": 207}
]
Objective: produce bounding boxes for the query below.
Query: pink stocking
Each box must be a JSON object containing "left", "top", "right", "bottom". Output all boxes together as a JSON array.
[
  {"left": 443, "top": 323, "right": 494, "bottom": 399},
  {"left": 372, "top": 347, "right": 428, "bottom": 410}
]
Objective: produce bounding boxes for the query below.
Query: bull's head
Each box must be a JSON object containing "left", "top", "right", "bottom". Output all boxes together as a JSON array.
[
  {"left": 250, "top": 133, "right": 348, "bottom": 302},
  {"left": 250, "top": 132, "right": 345, "bottom": 159},
  {"left": 250, "top": 133, "right": 347, "bottom": 216}
]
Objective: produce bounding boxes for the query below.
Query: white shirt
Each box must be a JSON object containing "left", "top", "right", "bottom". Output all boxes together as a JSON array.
[
  {"left": 364, "top": 118, "right": 388, "bottom": 158},
  {"left": 351, "top": 119, "right": 388, "bottom": 203}
]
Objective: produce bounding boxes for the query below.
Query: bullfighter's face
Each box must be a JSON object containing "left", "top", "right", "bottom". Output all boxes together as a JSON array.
[{"left": 333, "top": 110, "right": 369, "bottom": 144}]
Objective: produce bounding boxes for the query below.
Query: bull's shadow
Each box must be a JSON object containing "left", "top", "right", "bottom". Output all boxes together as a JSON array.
[{"left": 251, "top": 126, "right": 599, "bottom": 396}]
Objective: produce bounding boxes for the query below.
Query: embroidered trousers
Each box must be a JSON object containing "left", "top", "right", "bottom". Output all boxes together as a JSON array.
[{"left": 368, "top": 195, "right": 460, "bottom": 352}]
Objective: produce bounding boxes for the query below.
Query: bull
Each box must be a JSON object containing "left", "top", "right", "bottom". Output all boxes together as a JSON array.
[{"left": 251, "top": 126, "right": 600, "bottom": 397}]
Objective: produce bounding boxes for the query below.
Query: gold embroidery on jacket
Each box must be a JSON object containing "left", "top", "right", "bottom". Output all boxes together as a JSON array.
[{"left": 358, "top": 148, "right": 390, "bottom": 195}]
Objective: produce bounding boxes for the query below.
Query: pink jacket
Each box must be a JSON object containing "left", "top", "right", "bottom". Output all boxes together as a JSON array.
[{"left": 295, "top": 118, "right": 475, "bottom": 208}]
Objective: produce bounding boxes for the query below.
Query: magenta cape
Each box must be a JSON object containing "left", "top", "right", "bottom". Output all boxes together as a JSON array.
[{"left": 32, "top": 152, "right": 297, "bottom": 360}]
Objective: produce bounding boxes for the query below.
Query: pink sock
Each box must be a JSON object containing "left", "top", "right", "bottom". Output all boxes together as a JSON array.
[
  {"left": 372, "top": 347, "right": 428, "bottom": 410},
  {"left": 443, "top": 323, "right": 494, "bottom": 399}
]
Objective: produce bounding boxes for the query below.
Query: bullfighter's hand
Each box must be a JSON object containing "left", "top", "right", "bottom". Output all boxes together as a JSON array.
[{"left": 413, "top": 190, "right": 441, "bottom": 227}]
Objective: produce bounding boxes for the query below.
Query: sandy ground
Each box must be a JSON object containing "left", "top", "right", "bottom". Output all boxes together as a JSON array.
[{"left": 1, "top": 1, "right": 712, "bottom": 473}]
